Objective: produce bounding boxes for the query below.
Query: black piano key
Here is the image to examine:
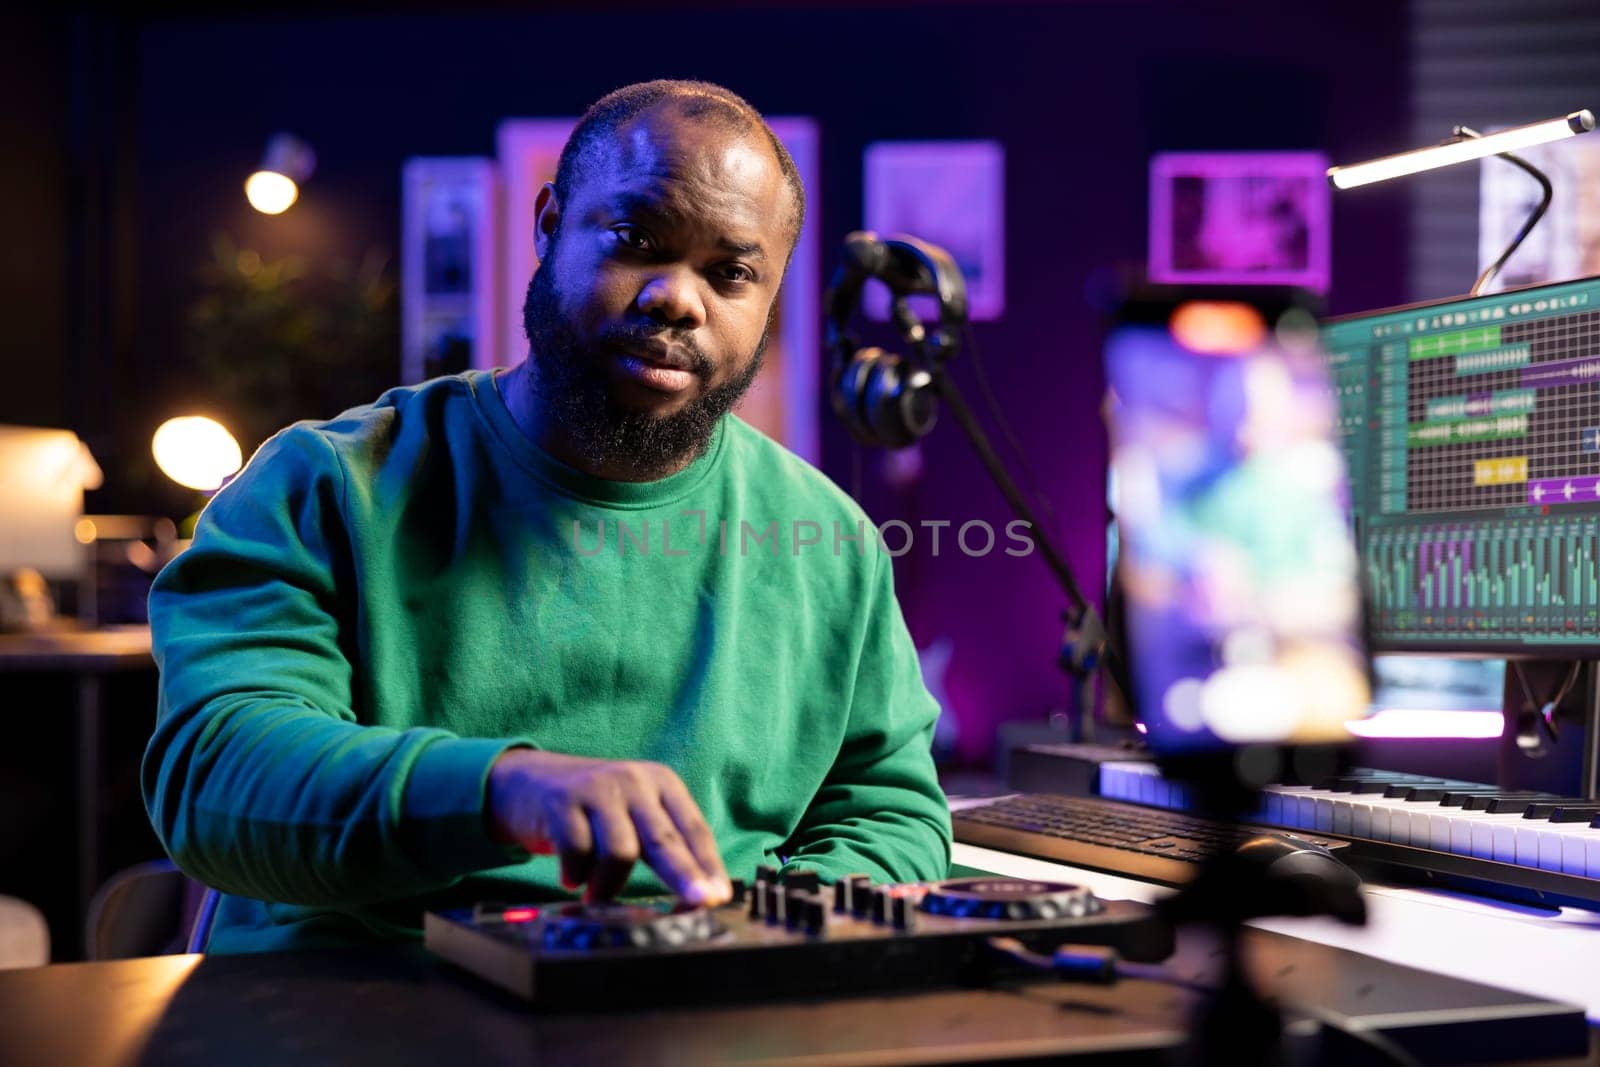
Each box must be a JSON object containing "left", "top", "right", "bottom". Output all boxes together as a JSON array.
[
  {"left": 1381, "top": 780, "right": 1450, "bottom": 798},
  {"left": 1385, "top": 781, "right": 1480, "bottom": 800},
  {"left": 1523, "top": 802, "right": 1600, "bottom": 821},
  {"left": 1486, "top": 796, "right": 1542, "bottom": 814},
  {"left": 1350, "top": 780, "right": 1401, "bottom": 793},
  {"left": 1462, "top": 793, "right": 1555, "bottom": 811},
  {"left": 1546, "top": 805, "right": 1600, "bottom": 823},
  {"left": 1318, "top": 772, "right": 1445, "bottom": 793},
  {"left": 1399, "top": 787, "right": 1455, "bottom": 802},
  {"left": 1439, "top": 790, "right": 1544, "bottom": 807}
]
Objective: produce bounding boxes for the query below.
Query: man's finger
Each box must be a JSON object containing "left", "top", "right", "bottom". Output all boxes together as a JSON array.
[
  {"left": 658, "top": 778, "right": 731, "bottom": 893},
  {"left": 584, "top": 803, "right": 641, "bottom": 902},
  {"left": 631, "top": 801, "right": 720, "bottom": 904},
  {"left": 548, "top": 804, "right": 593, "bottom": 890}
]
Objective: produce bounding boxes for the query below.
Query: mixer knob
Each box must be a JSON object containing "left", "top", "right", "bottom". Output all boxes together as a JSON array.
[
  {"left": 869, "top": 886, "right": 891, "bottom": 924},
  {"left": 891, "top": 894, "right": 915, "bottom": 931},
  {"left": 782, "top": 870, "right": 821, "bottom": 894},
  {"left": 802, "top": 895, "right": 829, "bottom": 936},
  {"left": 765, "top": 882, "right": 787, "bottom": 926},
  {"left": 919, "top": 878, "right": 1102, "bottom": 921},
  {"left": 848, "top": 875, "right": 875, "bottom": 917}
]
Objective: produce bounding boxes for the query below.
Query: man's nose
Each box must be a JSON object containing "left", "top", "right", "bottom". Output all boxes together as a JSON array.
[{"left": 636, "top": 268, "right": 707, "bottom": 329}]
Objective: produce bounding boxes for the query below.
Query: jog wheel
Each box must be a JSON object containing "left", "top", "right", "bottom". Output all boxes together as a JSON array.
[
  {"left": 918, "top": 878, "right": 1102, "bottom": 920},
  {"left": 539, "top": 902, "right": 722, "bottom": 951}
]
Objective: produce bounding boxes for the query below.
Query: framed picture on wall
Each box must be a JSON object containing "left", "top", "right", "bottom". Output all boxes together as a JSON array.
[
  {"left": 399, "top": 157, "right": 500, "bottom": 385},
  {"left": 495, "top": 116, "right": 822, "bottom": 463},
  {"left": 1148, "top": 151, "right": 1331, "bottom": 293},
  {"left": 496, "top": 119, "right": 577, "bottom": 373},
  {"left": 863, "top": 141, "right": 1005, "bottom": 321}
]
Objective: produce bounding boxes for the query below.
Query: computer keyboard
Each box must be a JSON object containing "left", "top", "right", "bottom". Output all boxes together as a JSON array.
[
  {"left": 954, "top": 793, "right": 1347, "bottom": 885},
  {"left": 953, "top": 763, "right": 1600, "bottom": 911}
]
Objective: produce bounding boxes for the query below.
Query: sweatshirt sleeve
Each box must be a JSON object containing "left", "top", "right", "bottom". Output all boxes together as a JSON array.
[
  {"left": 142, "top": 424, "right": 528, "bottom": 907},
  {"left": 781, "top": 543, "right": 953, "bottom": 884}
]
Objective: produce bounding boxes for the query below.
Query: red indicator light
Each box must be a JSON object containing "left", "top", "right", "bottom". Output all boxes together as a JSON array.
[{"left": 501, "top": 907, "right": 539, "bottom": 923}]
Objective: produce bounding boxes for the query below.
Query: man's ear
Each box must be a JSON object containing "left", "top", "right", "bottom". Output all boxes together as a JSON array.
[{"left": 533, "top": 182, "right": 561, "bottom": 263}]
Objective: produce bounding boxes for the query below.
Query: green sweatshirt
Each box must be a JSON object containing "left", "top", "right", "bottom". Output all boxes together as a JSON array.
[{"left": 143, "top": 370, "right": 951, "bottom": 953}]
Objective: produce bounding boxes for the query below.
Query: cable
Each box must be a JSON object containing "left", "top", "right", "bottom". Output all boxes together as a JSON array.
[{"left": 1511, "top": 660, "right": 1581, "bottom": 745}]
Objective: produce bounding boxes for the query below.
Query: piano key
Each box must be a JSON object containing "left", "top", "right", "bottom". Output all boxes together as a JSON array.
[
  {"left": 1439, "top": 789, "right": 1545, "bottom": 807},
  {"left": 1486, "top": 797, "right": 1543, "bottom": 814},
  {"left": 1522, "top": 802, "right": 1600, "bottom": 821},
  {"left": 1382, "top": 780, "right": 1451, "bottom": 798}
]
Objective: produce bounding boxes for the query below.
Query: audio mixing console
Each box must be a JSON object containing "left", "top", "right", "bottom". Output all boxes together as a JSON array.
[{"left": 425, "top": 870, "right": 1172, "bottom": 1008}]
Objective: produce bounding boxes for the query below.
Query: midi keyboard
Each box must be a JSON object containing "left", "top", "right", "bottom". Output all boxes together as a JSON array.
[{"left": 954, "top": 758, "right": 1600, "bottom": 910}]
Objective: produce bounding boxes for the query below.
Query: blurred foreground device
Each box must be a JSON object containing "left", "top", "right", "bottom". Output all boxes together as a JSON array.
[{"left": 1104, "top": 287, "right": 1370, "bottom": 791}]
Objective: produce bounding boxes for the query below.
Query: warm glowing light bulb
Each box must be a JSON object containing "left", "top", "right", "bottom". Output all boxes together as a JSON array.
[
  {"left": 152, "top": 416, "right": 243, "bottom": 491},
  {"left": 1169, "top": 301, "right": 1267, "bottom": 355},
  {"left": 245, "top": 170, "right": 299, "bottom": 214}
]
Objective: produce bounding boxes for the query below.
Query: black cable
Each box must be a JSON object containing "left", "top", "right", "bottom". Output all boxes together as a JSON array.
[{"left": 1511, "top": 659, "right": 1581, "bottom": 743}]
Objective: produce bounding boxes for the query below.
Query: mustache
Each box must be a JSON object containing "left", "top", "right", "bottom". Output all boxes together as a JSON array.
[{"left": 599, "top": 325, "right": 712, "bottom": 374}]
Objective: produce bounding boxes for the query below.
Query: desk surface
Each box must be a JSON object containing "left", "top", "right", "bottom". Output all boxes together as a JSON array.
[
  {"left": 0, "top": 625, "right": 152, "bottom": 671},
  {"left": 0, "top": 917, "right": 1591, "bottom": 1066},
  {"left": 955, "top": 840, "right": 1600, "bottom": 1026}
]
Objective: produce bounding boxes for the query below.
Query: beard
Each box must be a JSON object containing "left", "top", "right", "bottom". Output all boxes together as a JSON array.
[{"left": 521, "top": 246, "right": 767, "bottom": 479}]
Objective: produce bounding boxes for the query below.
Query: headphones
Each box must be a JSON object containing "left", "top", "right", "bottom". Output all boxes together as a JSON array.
[{"left": 823, "top": 231, "right": 969, "bottom": 449}]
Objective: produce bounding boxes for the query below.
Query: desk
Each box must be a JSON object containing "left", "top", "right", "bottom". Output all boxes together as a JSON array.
[
  {"left": 954, "top": 841, "right": 1600, "bottom": 1027},
  {"left": 0, "top": 930, "right": 1590, "bottom": 1066},
  {"left": 0, "top": 626, "right": 154, "bottom": 929}
]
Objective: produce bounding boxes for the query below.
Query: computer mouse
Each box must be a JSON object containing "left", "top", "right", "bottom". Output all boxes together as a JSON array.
[{"left": 1236, "top": 832, "right": 1363, "bottom": 893}]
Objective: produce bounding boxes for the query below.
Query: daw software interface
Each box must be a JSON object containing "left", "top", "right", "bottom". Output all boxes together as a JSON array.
[{"left": 1321, "top": 275, "right": 1600, "bottom": 653}]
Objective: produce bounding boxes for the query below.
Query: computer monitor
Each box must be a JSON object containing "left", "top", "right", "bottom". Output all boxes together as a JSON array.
[{"left": 1320, "top": 275, "right": 1600, "bottom": 655}]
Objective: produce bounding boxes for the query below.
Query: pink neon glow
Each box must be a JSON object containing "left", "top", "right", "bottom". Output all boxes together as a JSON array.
[
  {"left": 1345, "top": 709, "right": 1503, "bottom": 740},
  {"left": 501, "top": 907, "right": 539, "bottom": 923}
]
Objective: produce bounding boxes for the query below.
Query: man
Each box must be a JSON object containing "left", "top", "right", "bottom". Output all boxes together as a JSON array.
[{"left": 143, "top": 80, "right": 951, "bottom": 953}]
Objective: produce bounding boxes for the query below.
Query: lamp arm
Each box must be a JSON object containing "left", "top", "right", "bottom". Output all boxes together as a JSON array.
[{"left": 1454, "top": 125, "right": 1555, "bottom": 298}]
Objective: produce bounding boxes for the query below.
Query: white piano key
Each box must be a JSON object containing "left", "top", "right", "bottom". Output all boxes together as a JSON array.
[
  {"left": 1493, "top": 821, "right": 1520, "bottom": 864},
  {"left": 1331, "top": 798, "right": 1353, "bottom": 836},
  {"left": 1350, "top": 803, "right": 1370, "bottom": 839}
]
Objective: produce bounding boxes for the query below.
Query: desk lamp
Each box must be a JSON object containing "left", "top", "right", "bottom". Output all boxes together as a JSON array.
[{"left": 1327, "top": 109, "right": 1595, "bottom": 296}]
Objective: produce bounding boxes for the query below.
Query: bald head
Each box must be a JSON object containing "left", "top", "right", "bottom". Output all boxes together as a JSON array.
[{"left": 553, "top": 80, "right": 805, "bottom": 254}]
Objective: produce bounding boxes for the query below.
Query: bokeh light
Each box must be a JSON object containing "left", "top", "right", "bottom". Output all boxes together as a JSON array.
[
  {"left": 245, "top": 170, "right": 299, "bottom": 214},
  {"left": 152, "top": 416, "right": 243, "bottom": 491}
]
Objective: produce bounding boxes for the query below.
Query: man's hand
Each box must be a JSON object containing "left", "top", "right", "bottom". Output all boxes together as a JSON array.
[{"left": 486, "top": 749, "right": 733, "bottom": 906}]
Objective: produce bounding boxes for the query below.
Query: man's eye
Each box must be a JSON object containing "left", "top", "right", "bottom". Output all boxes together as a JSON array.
[
  {"left": 612, "top": 225, "right": 654, "bottom": 251},
  {"left": 719, "top": 264, "right": 756, "bottom": 284}
]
